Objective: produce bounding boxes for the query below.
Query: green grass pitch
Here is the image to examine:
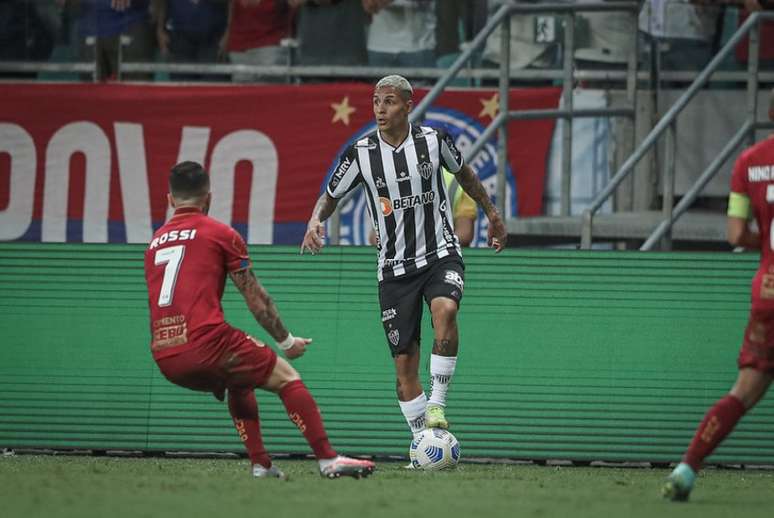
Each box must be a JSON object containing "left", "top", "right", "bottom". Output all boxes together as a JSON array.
[{"left": 2, "top": 455, "right": 773, "bottom": 518}]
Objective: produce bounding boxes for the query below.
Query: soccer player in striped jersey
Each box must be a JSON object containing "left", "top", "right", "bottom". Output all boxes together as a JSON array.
[
  {"left": 663, "top": 91, "right": 774, "bottom": 501},
  {"left": 301, "top": 75, "right": 507, "bottom": 439}
]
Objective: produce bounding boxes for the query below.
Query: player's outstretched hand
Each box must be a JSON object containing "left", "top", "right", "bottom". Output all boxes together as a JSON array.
[
  {"left": 284, "top": 337, "right": 312, "bottom": 360},
  {"left": 301, "top": 219, "right": 325, "bottom": 255},
  {"left": 487, "top": 211, "right": 507, "bottom": 253}
]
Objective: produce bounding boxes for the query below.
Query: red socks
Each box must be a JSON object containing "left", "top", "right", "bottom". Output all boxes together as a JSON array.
[
  {"left": 683, "top": 395, "right": 747, "bottom": 472},
  {"left": 227, "top": 388, "right": 272, "bottom": 468},
  {"left": 279, "top": 380, "right": 337, "bottom": 460},
  {"left": 227, "top": 381, "right": 337, "bottom": 465}
]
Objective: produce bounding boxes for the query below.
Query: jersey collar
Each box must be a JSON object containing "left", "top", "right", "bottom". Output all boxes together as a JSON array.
[
  {"left": 377, "top": 124, "right": 413, "bottom": 153},
  {"left": 170, "top": 206, "right": 203, "bottom": 220}
]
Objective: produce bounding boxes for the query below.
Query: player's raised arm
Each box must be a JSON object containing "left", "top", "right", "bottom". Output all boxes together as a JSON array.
[
  {"left": 228, "top": 268, "right": 311, "bottom": 359},
  {"left": 455, "top": 164, "right": 507, "bottom": 253},
  {"left": 301, "top": 193, "right": 339, "bottom": 255}
]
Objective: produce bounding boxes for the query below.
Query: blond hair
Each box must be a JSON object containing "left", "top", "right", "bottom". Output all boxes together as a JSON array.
[{"left": 375, "top": 75, "right": 413, "bottom": 101}]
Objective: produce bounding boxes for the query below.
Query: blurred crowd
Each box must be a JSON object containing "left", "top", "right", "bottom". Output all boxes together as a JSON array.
[{"left": 2, "top": 0, "right": 774, "bottom": 83}]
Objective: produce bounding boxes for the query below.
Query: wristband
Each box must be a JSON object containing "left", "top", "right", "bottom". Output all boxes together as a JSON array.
[{"left": 277, "top": 332, "right": 294, "bottom": 351}]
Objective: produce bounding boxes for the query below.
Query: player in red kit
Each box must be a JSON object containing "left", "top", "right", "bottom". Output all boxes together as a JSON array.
[
  {"left": 663, "top": 93, "right": 774, "bottom": 501},
  {"left": 144, "top": 161, "right": 375, "bottom": 480}
]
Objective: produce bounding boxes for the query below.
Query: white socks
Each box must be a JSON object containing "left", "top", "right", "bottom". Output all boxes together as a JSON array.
[
  {"left": 399, "top": 392, "right": 427, "bottom": 435},
  {"left": 429, "top": 354, "right": 457, "bottom": 407},
  {"left": 398, "top": 356, "right": 457, "bottom": 435}
]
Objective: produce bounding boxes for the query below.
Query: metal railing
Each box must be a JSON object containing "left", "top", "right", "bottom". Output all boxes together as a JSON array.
[
  {"left": 640, "top": 120, "right": 774, "bottom": 250},
  {"left": 412, "top": 1, "right": 640, "bottom": 219},
  {"left": 329, "top": 1, "right": 639, "bottom": 243},
  {"left": 3, "top": 61, "right": 773, "bottom": 84},
  {"left": 581, "top": 11, "right": 774, "bottom": 250}
]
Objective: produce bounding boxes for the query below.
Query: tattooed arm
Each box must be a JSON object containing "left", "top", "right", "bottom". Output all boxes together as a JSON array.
[
  {"left": 229, "top": 268, "right": 310, "bottom": 359},
  {"left": 301, "top": 193, "right": 340, "bottom": 254},
  {"left": 456, "top": 164, "right": 508, "bottom": 252}
]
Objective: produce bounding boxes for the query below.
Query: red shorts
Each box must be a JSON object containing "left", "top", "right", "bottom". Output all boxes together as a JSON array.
[
  {"left": 155, "top": 325, "right": 278, "bottom": 400},
  {"left": 738, "top": 307, "right": 774, "bottom": 374}
]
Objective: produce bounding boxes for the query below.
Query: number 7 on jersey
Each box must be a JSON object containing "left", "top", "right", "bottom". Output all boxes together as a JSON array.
[{"left": 154, "top": 245, "right": 185, "bottom": 307}]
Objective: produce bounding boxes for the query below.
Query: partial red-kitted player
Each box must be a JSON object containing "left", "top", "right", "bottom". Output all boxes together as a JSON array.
[
  {"left": 663, "top": 91, "right": 774, "bottom": 501},
  {"left": 144, "top": 161, "right": 375, "bottom": 480}
]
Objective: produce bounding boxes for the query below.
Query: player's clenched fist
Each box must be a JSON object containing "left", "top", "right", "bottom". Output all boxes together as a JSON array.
[
  {"left": 301, "top": 219, "right": 325, "bottom": 254},
  {"left": 284, "top": 337, "right": 312, "bottom": 360}
]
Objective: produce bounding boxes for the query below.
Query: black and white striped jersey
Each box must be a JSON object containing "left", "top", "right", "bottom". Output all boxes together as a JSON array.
[{"left": 326, "top": 124, "right": 466, "bottom": 281}]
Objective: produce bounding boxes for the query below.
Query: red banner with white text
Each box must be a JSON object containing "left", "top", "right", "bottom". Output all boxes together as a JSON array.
[{"left": 0, "top": 83, "right": 560, "bottom": 244}]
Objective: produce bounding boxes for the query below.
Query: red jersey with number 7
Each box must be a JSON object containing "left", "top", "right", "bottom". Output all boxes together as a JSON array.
[
  {"left": 144, "top": 207, "right": 251, "bottom": 360},
  {"left": 730, "top": 137, "right": 774, "bottom": 309}
]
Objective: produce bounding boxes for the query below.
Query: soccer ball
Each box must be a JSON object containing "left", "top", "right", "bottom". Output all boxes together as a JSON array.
[{"left": 409, "top": 428, "right": 460, "bottom": 470}]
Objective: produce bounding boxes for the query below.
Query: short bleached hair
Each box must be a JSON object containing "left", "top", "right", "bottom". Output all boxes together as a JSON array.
[{"left": 375, "top": 75, "right": 413, "bottom": 101}]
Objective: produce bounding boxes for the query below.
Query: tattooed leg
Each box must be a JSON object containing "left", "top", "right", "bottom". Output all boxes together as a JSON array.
[{"left": 428, "top": 298, "right": 458, "bottom": 413}]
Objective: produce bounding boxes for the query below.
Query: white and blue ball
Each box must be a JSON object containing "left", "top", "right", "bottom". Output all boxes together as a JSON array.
[{"left": 409, "top": 428, "right": 460, "bottom": 470}]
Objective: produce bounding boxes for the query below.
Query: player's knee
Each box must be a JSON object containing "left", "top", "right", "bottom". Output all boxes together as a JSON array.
[
  {"left": 394, "top": 345, "right": 420, "bottom": 374},
  {"left": 277, "top": 359, "right": 301, "bottom": 383},
  {"left": 432, "top": 299, "right": 458, "bottom": 324},
  {"left": 730, "top": 369, "right": 772, "bottom": 408},
  {"left": 263, "top": 357, "right": 301, "bottom": 393}
]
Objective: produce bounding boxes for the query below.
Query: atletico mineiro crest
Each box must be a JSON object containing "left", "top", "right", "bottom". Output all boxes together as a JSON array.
[{"left": 418, "top": 161, "right": 433, "bottom": 180}]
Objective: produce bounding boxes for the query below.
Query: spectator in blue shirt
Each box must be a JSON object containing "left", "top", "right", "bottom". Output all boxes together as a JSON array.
[
  {"left": 153, "top": 0, "right": 227, "bottom": 81},
  {"left": 69, "top": 0, "right": 155, "bottom": 81}
]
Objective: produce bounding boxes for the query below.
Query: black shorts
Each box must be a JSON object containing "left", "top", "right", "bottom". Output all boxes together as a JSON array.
[{"left": 378, "top": 256, "right": 465, "bottom": 356}]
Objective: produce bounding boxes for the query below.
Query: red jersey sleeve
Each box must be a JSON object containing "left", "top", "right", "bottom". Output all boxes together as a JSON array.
[
  {"left": 730, "top": 151, "right": 749, "bottom": 196},
  {"left": 218, "top": 227, "right": 252, "bottom": 273}
]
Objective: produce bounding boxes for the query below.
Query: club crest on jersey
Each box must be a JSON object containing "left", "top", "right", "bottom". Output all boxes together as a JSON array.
[
  {"left": 388, "top": 328, "right": 400, "bottom": 346},
  {"left": 418, "top": 161, "right": 433, "bottom": 180}
]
